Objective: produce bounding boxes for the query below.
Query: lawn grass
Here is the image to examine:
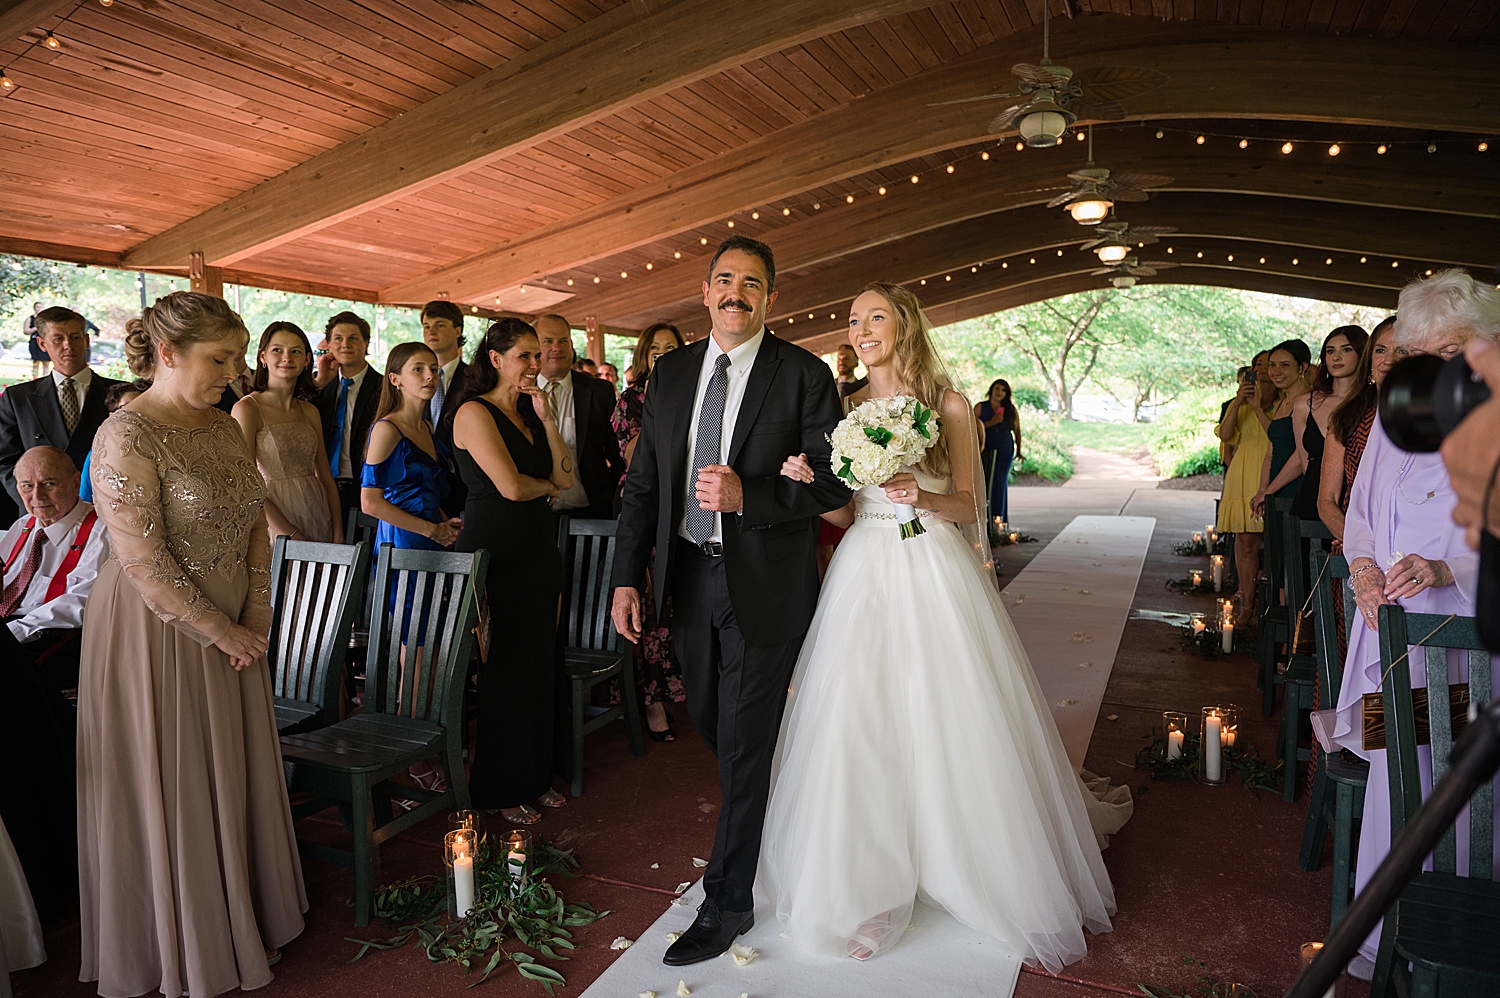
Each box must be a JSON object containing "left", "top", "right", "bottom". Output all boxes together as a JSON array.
[{"left": 1054, "top": 419, "right": 1152, "bottom": 455}]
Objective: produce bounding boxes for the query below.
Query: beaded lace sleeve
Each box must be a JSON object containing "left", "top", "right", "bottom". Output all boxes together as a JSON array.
[
  {"left": 90, "top": 415, "right": 233, "bottom": 646},
  {"left": 239, "top": 507, "right": 273, "bottom": 639}
]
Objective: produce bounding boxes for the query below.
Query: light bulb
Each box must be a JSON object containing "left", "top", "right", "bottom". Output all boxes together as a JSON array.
[
  {"left": 1111, "top": 275, "right": 1137, "bottom": 288},
  {"left": 1328, "top": 143, "right": 1340, "bottom": 156},
  {"left": 1016, "top": 107, "right": 1070, "bottom": 147},
  {"left": 910, "top": 175, "right": 919, "bottom": 183},
  {"left": 1015, "top": 141, "right": 1024, "bottom": 152},
  {"left": 845, "top": 194, "right": 854, "bottom": 203},
  {"left": 566, "top": 278, "right": 574, "bottom": 285},
  {"left": 1281, "top": 142, "right": 1294, "bottom": 154},
  {"left": 673, "top": 251, "right": 681, "bottom": 259},
  {"left": 645, "top": 262, "right": 653, "bottom": 270},
  {"left": 0, "top": 75, "right": 13, "bottom": 90},
  {"left": 1238, "top": 138, "right": 1248, "bottom": 149},
  {"left": 1480, "top": 142, "right": 1489, "bottom": 152},
  {"left": 946, "top": 164, "right": 955, "bottom": 173},
  {"left": 726, "top": 220, "right": 734, "bottom": 228},
  {"left": 782, "top": 207, "right": 790, "bottom": 215},
  {"left": 700, "top": 237, "right": 708, "bottom": 244},
  {"left": 750, "top": 211, "right": 758, "bottom": 219},
  {"left": 980, "top": 151, "right": 990, "bottom": 160},
  {"left": 878, "top": 186, "right": 886, "bottom": 195},
  {"left": 1096, "top": 244, "right": 1129, "bottom": 264},
  {"left": 1066, "top": 198, "right": 1112, "bottom": 224},
  {"left": 1195, "top": 135, "right": 1205, "bottom": 145},
  {"left": 44, "top": 32, "right": 60, "bottom": 50},
  {"left": 1377, "top": 144, "right": 1388, "bottom": 154}
]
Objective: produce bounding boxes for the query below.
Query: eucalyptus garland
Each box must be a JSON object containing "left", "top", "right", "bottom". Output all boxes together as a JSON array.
[
  {"left": 1134, "top": 730, "right": 1282, "bottom": 792},
  {"left": 1177, "top": 622, "right": 1249, "bottom": 660},
  {"left": 1171, "top": 535, "right": 1231, "bottom": 557},
  {"left": 347, "top": 837, "right": 609, "bottom": 992}
]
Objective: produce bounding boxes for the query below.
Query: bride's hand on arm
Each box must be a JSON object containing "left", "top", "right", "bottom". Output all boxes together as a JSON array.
[{"left": 781, "top": 452, "right": 853, "bottom": 526}]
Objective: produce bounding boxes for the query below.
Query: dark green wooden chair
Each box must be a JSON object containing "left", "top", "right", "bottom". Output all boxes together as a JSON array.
[
  {"left": 1255, "top": 497, "right": 1294, "bottom": 716},
  {"left": 1296, "top": 550, "right": 1369, "bottom": 932},
  {"left": 557, "top": 517, "right": 645, "bottom": 797},
  {"left": 1277, "top": 514, "right": 1330, "bottom": 800},
  {"left": 281, "top": 543, "right": 488, "bottom": 926},
  {"left": 1371, "top": 606, "right": 1499, "bottom": 998},
  {"left": 268, "top": 537, "right": 370, "bottom": 735}
]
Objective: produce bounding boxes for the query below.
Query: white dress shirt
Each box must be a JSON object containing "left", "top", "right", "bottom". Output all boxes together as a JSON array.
[
  {"left": 678, "top": 328, "right": 763, "bottom": 545},
  {"left": 2, "top": 500, "right": 109, "bottom": 642},
  {"left": 537, "top": 370, "right": 590, "bottom": 511},
  {"left": 337, "top": 364, "right": 369, "bottom": 480}
]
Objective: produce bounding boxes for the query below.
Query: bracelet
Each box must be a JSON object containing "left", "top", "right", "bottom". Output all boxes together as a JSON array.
[{"left": 1349, "top": 564, "right": 1380, "bottom": 583}]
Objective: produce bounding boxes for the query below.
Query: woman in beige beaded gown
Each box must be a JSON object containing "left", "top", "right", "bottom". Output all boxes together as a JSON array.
[
  {"left": 78, "top": 292, "right": 307, "bottom": 998},
  {"left": 232, "top": 320, "right": 343, "bottom": 543}
]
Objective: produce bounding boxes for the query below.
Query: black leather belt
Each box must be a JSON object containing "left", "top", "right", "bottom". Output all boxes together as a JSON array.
[{"left": 683, "top": 538, "right": 723, "bottom": 557}]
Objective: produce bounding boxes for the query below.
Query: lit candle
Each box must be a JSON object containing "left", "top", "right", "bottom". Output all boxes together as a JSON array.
[
  {"left": 453, "top": 841, "right": 475, "bottom": 917},
  {"left": 1223, "top": 724, "right": 1237, "bottom": 748},
  {"left": 1204, "top": 711, "right": 1224, "bottom": 781},
  {"left": 1167, "top": 728, "right": 1184, "bottom": 760},
  {"left": 1191, "top": 612, "right": 1206, "bottom": 634},
  {"left": 1221, "top": 621, "right": 1234, "bottom": 653},
  {"left": 1211, "top": 555, "right": 1225, "bottom": 592},
  {"left": 1193, "top": 532, "right": 1202, "bottom": 543},
  {"left": 1299, "top": 942, "right": 1337, "bottom": 998},
  {"left": 1009, "top": 531, "right": 1019, "bottom": 543},
  {"left": 507, "top": 831, "right": 527, "bottom": 888},
  {"left": 1191, "top": 570, "right": 1203, "bottom": 588},
  {"left": 1206, "top": 523, "right": 1216, "bottom": 537}
]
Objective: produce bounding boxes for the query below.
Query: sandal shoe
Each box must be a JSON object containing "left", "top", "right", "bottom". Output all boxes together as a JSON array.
[
  {"left": 536, "top": 788, "right": 568, "bottom": 808},
  {"left": 492, "top": 804, "right": 543, "bottom": 824}
]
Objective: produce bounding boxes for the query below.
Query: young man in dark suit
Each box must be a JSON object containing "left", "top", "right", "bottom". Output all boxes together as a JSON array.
[
  {"left": 314, "top": 311, "right": 382, "bottom": 528},
  {"left": 0, "top": 307, "right": 123, "bottom": 516},
  {"left": 611, "top": 236, "right": 850, "bottom": 966},
  {"left": 535, "top": 313, "right": 625, "bottom": 521},
  {"left": 421, "top": 300, "right": 469, "bottom": 511}
]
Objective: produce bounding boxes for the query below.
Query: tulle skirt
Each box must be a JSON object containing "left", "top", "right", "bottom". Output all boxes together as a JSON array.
[{"left": 758, "top": 513, "right": 1120, "bottom": 973}]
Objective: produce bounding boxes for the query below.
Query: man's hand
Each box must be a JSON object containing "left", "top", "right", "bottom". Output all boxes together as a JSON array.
[
  {"left": 695, "top": 465, "right": 743, "bottom": 512},
  {"left": 611, "top": 586, "right": 643, "bottom": 644},
  {"left": 1442, "top": 339, "right": 1500, "bottom": 549}
]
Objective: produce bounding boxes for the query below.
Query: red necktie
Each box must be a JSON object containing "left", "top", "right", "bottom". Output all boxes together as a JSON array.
[{"left": 0, "top": 532, "right": 45, "bottom": 617}]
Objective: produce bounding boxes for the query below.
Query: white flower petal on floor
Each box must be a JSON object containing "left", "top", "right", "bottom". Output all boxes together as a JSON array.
[
  {"left": 611, "top": 937, "right": 633, "bottom": 950},
  {"left": 728, "top": 942, "right": 757, "bottom": 965},
  {"left": 677, "top": 980, "right": 691, "bottom": 996},
  {"left": 691, "top": 857, "right": 708, "bottom": 868},
  {"left": 675, "top": 882, "right": 692, "bottom": 893},
  {"left": 665, "top": 931, "right": 681, "bottom": 942}
]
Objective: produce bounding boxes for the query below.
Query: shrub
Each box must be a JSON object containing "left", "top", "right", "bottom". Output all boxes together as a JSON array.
[
  {"left": 1148, "top": 389, "right": 1226, "bottom": 479},
  {"left": 1009, "top": 406, "right": 1073, "bottom": 482},
  {"left": 1011, "top": 385, "right": 1050, "bottom": 411}
]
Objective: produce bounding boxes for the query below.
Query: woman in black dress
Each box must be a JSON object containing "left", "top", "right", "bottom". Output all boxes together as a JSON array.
[{"left": 450, "top": 318, "right": 574, "bottom": 824}]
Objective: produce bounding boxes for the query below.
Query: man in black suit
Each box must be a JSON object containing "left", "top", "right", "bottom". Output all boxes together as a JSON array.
[
  {"left": 611, "top": 237, "right": 849, "bottom": 966},
  {"left": 422, "top": 300, "right": 469, "bottom": 511},
  {"left": 314, "top": 311, "right": 383, "bottom": 527},
  {"left": 0, "top": 307, "right": 123, "bottom": 515},
  {"left": 535, "top": 313, "right": 625, "bottom": 520}
]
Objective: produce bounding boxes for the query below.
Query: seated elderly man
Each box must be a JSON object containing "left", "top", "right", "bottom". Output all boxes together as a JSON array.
[
  {"left": 1330, "top": 268, "right": 1500, "bottom": 980},
  {"left": 0, "top": 445, "right": 108, "bottom": 696}
]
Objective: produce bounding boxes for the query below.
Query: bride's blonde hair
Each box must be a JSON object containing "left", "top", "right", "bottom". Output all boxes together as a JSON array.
[{"left": 858, "top": 281, "right": 957, "bottom": 478}]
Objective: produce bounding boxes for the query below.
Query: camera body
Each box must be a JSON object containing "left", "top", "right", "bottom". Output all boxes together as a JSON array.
[{"left": 1379, "top": 353, "right": 1492, "bottom": 453}]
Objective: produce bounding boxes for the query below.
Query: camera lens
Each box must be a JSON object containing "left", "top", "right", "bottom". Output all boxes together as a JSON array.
[{"left": 1380, "top": 353, "right": 1492, "bottom": 452}]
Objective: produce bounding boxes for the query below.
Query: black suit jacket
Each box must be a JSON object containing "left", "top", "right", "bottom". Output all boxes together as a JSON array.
[
  {"left": 434, "top": 359, "right": 468, "bottom": 512},
  {"left": 566, "top": 371, "right": 626, "bottom": 516},
  {"left": 314, "top": 366, "right": 383, "bottom": 481},
  {"left": 0, "top": 370, "right": 124, "bottom": 506},
  {"left": 612, "top": 332, "right": 849, "bottom": 646}
]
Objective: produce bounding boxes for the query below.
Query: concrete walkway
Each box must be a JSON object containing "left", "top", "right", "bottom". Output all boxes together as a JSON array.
[{"left": 1063, "top": 445, "right": 1163, "bottom": 487}]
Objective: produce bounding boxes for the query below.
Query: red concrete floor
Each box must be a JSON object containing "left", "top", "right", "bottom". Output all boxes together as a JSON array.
[{"left": 12, "top": 487, "right": 1366, "bottom": 998}]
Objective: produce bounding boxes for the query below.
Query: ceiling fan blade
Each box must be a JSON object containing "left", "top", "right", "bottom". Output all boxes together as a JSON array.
[
  {"left": 926, "top": 91, "right": 1024, "bottom": 107},
  {"left": 1133, "top": 267, "right": 1159, "bottom": 276},
  {"left": 986, "top": 103, "right": 1030, "bottom": 133},
  {"left": 1089, "top": 267, "right": 1118, "bottom": 276},
  {"left": 1130, "top": 225, "right": 1178, "bottom": 237},
  {"left": 1143, "top": 261, "right": 1181, "bottom": 270},
  {"left": 1113, "top": 173, "right": 1176, "bottom": 190},
  {"left": 1046, "top": 191, "right": 1078, "bottom": 208},
  {"left": 1111, "top": 189, "right": 1152, "bottom": 202},
  {"left": 1067, "top": 99, "right": 1126, "bottom": 122},
  {"left": 1012, "top": 62, "right": 1072, "bottom": 88},
  {"left": 1080, "top": 236, "right": 1107, "bottom": 250},
  {"left": 1076, "top": 66, "right": 1170, "bottom": 103}
]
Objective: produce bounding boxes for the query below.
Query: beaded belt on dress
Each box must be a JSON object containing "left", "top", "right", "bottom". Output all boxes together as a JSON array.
[{"left": 855, "top": 508, "right": 937, "bottom": 521}]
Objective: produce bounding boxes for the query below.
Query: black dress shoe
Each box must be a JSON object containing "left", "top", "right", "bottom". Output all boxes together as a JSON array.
[{"left": 662, "top": 899, "right": 754, "bottom": 966}]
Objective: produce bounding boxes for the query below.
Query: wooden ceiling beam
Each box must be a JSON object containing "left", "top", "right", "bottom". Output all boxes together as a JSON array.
[
  {"left": 0, "top": 1, "right": 75, "bottom": 48},
  {"left": 773, "top": 234, "right": 1421, "bottom": 348},
  {"left": 582, "top": 151, "right": 1500, "bottom": 326},
  {"left": 120, "top": 0, "right": 937, "bottom": 271},
  {"left": 379, "top": 17, "right": 1500, "bottom": 305}
]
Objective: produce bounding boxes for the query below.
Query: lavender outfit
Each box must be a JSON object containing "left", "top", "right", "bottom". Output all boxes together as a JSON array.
[{"left": 1333, "top": 415, "right": 1493, "bottom": 961}]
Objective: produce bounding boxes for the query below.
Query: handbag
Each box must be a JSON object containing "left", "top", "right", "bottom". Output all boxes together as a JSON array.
[{"left": 1361, "top": 683, "right": 1470, "bottom": 751}]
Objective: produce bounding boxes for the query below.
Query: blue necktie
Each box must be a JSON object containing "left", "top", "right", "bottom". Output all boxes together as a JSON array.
[
  {"left": 329, "top": 377, "right": 353, "bottom": 476},
  {"left": 686, "top": 354, "right": 732, "bottom": 545},
  {"left": 428, "top": 367, "right": 445, "bottom": 426}
]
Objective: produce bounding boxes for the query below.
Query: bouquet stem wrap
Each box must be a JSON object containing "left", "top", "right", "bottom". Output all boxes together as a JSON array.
[{"left": 829, "top": 394, "right": 941, "bottom": 541}]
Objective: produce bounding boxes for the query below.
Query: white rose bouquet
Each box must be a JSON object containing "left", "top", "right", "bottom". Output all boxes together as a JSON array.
[{"left": 829, "top": 394, "right": 940, "bottom": 539}]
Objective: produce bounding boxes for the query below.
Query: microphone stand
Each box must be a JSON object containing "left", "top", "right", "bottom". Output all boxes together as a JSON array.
[{"left": 1284, "top": 698, "right": 1500, "bottom": 998}]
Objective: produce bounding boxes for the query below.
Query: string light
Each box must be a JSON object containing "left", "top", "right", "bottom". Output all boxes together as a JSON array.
[
  {"left": 878, "top": 186, "right": 886, "bottom": 195},
  {"left": 1392, "top": 260, "right": 1400, "bottom": 267},
  {"left": 1001, "top": 262, "right": 1008, "bottom": 268},
  {"left": 1281, "top": 142, "right": 1294, "bottom": 155},
  {"left": 1428, "top": 143, "right": 1437, "bottom": 153},
  {"left": 1377, "top": 144, "right": 1388, "bottom": 154},
  {"left": 1015, "top": 141, "right": 1024, "bottom": 151},
  {"left": 910, "top": 174, "right": 919, "bottom": 183},
  {"left": 1426, "top": 269, "right": 1434, "bottom": 275},
  {"left": 1481, "top": 142, "right": 1490, "bottom": 152},
  {"left": 566, "top": 278, "right": 574, "bottom": 285},
  {"left": 1227, "top": 254, "right": 1234, "bottom": 262},
  {"left": 1328, "top": 143, "right": 1340, "bottom": 156},
  {"left": 1238, "top": 139, "right": 1248, "bottom": 149},
  {"left": 726, "top": 220, "right": 734, "bottom": 228},
  {"left": 980, "top": 151, "right": 990, "bottom": 160},
  {"left": 920, "top": 279, "right": 927, "bottom": 285},
  {"left": 750, "top": 211, "right": 759, "bottom": 219},
  {"left": 593, "top": 276, "right": 601, "bottom": 283},
  {"left": 620, "top": 270, "right": 628, "bottom": 278},
  {"left": 1195, "top": 135, "right": 1205, "bottom": 145},
  {"left": 1166, "top": 247, "right": 1174, "bottom": 254},
  {"left": 0, "top": 75, "right": 12, "bottom": 91},
  {"left": 1155, "top": 130, "right": 1164, "bottom": 139},
  {"left": 673, "top": 251, "right": 681, "bottom": 259},
  {"left": 1258, "top": 257, "right": 1266, "bottom": 264},
  {"left": 700, "top": 237, "right": 708, "bottom": 244},
  {"left": 782, "top": 207, "right": 791, "bottom": 215},
  {"left": 1292, "top": 257, "right": 1299, "bottom": 265},
  {"left": 846, "top": 194, "right": 854, "bottom": 203},
  {"left": 1359, "top": 257, "right": 1367, "bottom": 263},
  {"left": 1195, "top": 251, "right": 1203, "bottom": 258},
  {"left": 946, "top": 164, "right": 955, "bottom": 173},
  {"left": 645, "top": 262, "right": 653, "bottom": 270},
  {"left": 43, "top": 31, "right": 59, "bottom": 50},
  {"left": 1325, "top": 257, "right": 1333, "bottom": 265},
  {"left": 1076, "top": 132, "right": 1086, "bottom": 142}
]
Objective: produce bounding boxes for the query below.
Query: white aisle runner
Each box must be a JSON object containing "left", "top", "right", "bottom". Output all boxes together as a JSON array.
[
  {"left": 581, "top": 514, "right": 1152, "bottom": 998},
  {"left": 1001, "top": 514, "right": 1156, "bottom": 768}
]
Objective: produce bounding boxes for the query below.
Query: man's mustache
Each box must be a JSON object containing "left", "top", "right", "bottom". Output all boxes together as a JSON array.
[{"left": 719, "top": 299, "right": 753, "bottom": 312}]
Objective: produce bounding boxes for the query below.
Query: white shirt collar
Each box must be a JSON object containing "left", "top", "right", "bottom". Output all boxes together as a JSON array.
[
  {"left": 340, "top": 363, "right": 368, "bottom": 386},
  {"left": 37, "top": 499, "right": 90, "bottom": 546},
  {"left": 707, "top": 327, "right": 765, "bottom": 370},
  {"left": 51, "top": 367, "right": 92, "bottom": 391},
  {"left": 441, "top": 356, "right": 461, "bottom": 382},
  {"left": 537, "top": 370, "right": 573, "bottom": 392}
]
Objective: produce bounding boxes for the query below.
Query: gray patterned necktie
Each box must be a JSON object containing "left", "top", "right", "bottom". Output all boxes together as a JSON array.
[
  {"left": 686, "top": 354, "right": 732, "bottom": 545},
  {"left": 59, "top": 377, "right": 79, "bottom": 436}
]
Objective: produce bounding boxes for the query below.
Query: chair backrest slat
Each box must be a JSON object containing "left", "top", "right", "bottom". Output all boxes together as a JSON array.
[
  {"left": 1377, "top": 605, "right": 1493, "bottom": 880},
  {"left": 366, "top": 545, "right": 488, "bottom": 729},
  {"left": 1311, "top": 550, "right": 1346, "bottom": 703},
  {"left": 558, "top": 518, "right": 621, "bottom": 653},
  {"left": 267, "top": 537, "right": 370, "bottom": 720},
  {"left": 1283, "top": 514, "right": 1308, "bottom": 631}
]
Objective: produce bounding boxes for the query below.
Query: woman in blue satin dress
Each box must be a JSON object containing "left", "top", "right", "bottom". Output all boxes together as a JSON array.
[{"left": 360, "top": 341, "right": 463, "bottom": 790}]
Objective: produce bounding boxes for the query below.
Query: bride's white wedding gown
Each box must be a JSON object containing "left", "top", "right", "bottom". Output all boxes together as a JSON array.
[{"left": 758, "top": 471, "right": 1127, "bottom": 973}]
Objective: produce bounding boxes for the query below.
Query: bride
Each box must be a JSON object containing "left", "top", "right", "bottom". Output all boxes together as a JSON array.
[{"left": 757, "top": 282, "right": 1125, "bottom": 972}]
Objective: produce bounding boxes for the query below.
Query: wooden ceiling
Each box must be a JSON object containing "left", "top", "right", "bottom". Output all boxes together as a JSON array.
[{"left": 1, "top": 0, "right": 1497, "bottom": 344}]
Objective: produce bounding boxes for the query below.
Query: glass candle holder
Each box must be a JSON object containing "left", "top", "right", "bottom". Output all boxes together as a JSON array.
[
  {"left": 1191, "top": 569, "right": 1204, "bottom": 588},
  {"left": 1189, "top": 612, "right": 1206, "bottom": 636},
  {"left": 1199, "top": 706, "right": 1227, "bottom": 785},
  {"left": 444, "top": 827, "right": 478, "bottom": 918},
  {"left": 505, "top": 828, "right": 535, "bottom": 893},
  {"left": 1008, "top": 531, "right": 1019, "bottom": 544},
  {"left": 1299, "top": 941, "right": 1342, "bottom": 998},
  {"left": 450, "top": 809, "right": 479, "bottom": 833},
  {"left": 1163, "top": 711, "right": 1188, "bottom": 761},
  {"left": 1210, "top": 554, "right": 1226, "bottom": 592},
  {"left": 1193, "top": 531, "right": 1202, "bottom": 544},
  {"left": 1218, "top": 704, "right": 1239, "bottom": 750}
]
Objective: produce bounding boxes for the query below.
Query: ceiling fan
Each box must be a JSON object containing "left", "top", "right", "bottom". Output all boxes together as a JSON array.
[
  {"left": 1081, "top": 220, "right": 1178, "bottom": 263},
  {"left": 1090, "top": 255, "right": 1180, "bottom": 288},
  {"left": 1047, "top": 128, "right": 1174, "bottom": 224},
  {"left": 929, "top": 4, "right": 1168, "bottom": 147}
]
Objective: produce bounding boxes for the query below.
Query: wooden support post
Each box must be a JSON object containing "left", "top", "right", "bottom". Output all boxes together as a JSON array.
[
  {"left": 189, "top": 252, "right": 224, "bottom": 298},
  {"left": 583, "top": 316, "right": 604, "bottom": 365}
]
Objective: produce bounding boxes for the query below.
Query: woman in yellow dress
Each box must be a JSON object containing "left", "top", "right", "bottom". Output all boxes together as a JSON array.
[{"left": 1216, "top": 351, "right": 1274, "bottom": 623}]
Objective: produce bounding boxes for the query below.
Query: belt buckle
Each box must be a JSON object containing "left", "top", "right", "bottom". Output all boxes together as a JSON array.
[{"left": 700, "top": 540, "right": 724, "bottom": 557}]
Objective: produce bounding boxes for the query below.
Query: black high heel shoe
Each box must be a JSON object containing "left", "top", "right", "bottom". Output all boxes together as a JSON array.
[{"left": 646, "top": 706, "right": 675, "bottom": 742}]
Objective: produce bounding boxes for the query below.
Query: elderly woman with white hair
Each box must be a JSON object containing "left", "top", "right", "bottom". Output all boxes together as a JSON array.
[{"left": 1331, "top": 268, "right": 1499, "bottom": 978}]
